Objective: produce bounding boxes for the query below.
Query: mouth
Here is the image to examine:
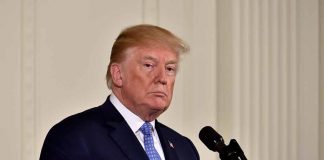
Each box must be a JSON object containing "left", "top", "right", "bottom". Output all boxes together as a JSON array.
[{"left": 150, "top": 91, "right": 167, "bottom": 97}]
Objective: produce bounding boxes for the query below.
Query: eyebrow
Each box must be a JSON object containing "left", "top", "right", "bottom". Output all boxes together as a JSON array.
[
  {"left": 143, "top": 55, "right": 158, "bottom": 62},
  {"left": 142, "top": 55, "right": 178, "bottom": 65}
]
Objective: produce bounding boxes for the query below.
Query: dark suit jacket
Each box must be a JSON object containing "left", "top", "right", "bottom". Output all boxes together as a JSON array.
[{"left": 40, "top": 97, "right": 200, "bottom": 160}]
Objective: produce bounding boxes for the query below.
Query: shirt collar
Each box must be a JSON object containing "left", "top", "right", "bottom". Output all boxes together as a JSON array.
[{"left": 109, "top": 93, "right": 156, "bottom": 133}]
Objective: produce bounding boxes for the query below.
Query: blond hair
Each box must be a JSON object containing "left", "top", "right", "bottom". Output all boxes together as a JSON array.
[{"left": 106, "top": 24, "right": 189, "bottom": 89}]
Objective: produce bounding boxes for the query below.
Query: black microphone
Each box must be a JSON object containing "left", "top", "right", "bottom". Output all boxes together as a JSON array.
[{"left": 199, "top": 126, "right": 247, "bottom": 160}]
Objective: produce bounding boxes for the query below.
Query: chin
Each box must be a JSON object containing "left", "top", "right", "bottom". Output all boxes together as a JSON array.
[
  {"left": 148, "top": 102, "right": 169, "bottom": 111},
  {"left": 144, "top": 103, "right": 169, "bottom": 121}
]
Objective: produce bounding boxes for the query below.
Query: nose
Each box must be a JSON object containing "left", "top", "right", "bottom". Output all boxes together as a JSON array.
[{"left": 155, "top": 66, "right": 167, "bottom": 85}]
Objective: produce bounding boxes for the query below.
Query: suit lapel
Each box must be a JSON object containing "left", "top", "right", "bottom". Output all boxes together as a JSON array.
[
  {"left": 107, "top": 121, "right": 149, "bottom": 160},
  {"left": 156, "top": 122, "right": 180, "bottom": 160},
  {"left": 101, "top": 98, "right": 149, "bottom": 160}
]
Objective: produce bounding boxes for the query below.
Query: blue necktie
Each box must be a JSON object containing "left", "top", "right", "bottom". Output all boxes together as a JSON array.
[{"left": 139, "top": 122, "right": 161, "bottom": 160}]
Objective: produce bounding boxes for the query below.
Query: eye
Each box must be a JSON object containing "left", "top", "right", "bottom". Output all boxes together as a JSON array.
[
  {"left": 166, "top": 67, "right": 175, "bottom": 72},
  {"left": 166, "top": 65, "right": 177, "bottom": 75},
  {"left": 143, "top": 63, "right": 155, "bottom": 71},
  {"left": 144, "top": 63, "right": 153, "bottom": 68}
]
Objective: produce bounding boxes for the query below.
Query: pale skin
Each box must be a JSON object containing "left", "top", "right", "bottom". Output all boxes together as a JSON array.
[{"left": 110, "top": 46, "right": 179, "bottom": 122}]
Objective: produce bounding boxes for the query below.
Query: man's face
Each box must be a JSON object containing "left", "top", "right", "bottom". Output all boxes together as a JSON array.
[{"left": 116, "top": 47, "right": 179, "bottom": 121}]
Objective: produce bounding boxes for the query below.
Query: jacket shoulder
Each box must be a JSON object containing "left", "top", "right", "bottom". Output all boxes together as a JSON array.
[
  {"left": 51, "top": 106, "right": 103, "bottom": 134},
  {"left": 156, "top": 122, "right": 200, "bottom": 160}
]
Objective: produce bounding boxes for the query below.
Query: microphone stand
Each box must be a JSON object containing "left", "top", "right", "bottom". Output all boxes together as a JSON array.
[{"left": 219, "top": 139, "right": 247, "bottom": 160}]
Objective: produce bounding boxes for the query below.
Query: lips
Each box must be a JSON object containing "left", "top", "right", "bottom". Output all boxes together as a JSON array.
[{"left": 150, "top": 91, "right": 167, "bottom": 97}]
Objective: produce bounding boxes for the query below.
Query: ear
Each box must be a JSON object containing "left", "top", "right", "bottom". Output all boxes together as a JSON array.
[{"left": 110, "top": 63, "right": 123, "bottom": 87}]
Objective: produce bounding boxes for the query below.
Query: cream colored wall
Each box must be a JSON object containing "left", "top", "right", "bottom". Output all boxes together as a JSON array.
[
  {"left": 0, "top": 0, "right": 217, "bottom": 159},
  {"left": 1, "top": 0, "right": 323, "bottom": 160},
  {"left": 320, "top": 0, "right": 324, "bottom": 159},
  {"left": 298, "top": 1, "right": 320, "bottom": 159},
  {"left": 0, "top": 0, "right": 22, "bottom": 159}
]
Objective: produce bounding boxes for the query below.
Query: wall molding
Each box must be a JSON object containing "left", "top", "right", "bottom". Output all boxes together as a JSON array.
[{"left": 21, "top": 0, "right": 36, "bottom": 159}]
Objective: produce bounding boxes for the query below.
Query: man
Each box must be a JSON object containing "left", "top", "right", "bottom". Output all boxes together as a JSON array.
[{"left": 40, "top": 24, "right": 200, "bottom": 160}]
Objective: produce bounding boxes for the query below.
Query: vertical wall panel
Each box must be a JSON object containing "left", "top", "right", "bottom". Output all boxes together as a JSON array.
[
  {"left": 297, "top": 0, "right": 319, "bottom": 159},
  {"left": 21, "top": 0, "right": 36, "bottom": 159},
  {"left": 278, "top": 1, "right": 288, "bottom": 160},
  {"left": 0, "top": 0, "right": 22, "bottom": 159},
  {"left": 217, "top": 0, "right": 307, "bottom": 159},
  {"left": 260, "top": 1, "right": 270, "bottom": 159},
  {"left": 232, "top": 0, "right": 242, "bottom": 140},
  {"left": 251, "top": 0, "right": 261, "bottom": 159},
  {"left": 319, "top": 0, "right": 324, "bottom": 159},
  {"left": 270, "top": 0, "right": 280, "bottom": 159},
  {"left": 288, "top": 0, "right": 298, "bottom": 159},
  {"left": 240, "top": 1, "right": 251, "bottom": 157}
]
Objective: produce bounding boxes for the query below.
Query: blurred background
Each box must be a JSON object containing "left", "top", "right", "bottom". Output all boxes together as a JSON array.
[{"left": 0, "top": 0, "right": 323, "bottom": 159}]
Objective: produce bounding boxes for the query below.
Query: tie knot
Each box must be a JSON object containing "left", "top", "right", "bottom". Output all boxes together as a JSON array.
[{"left": 140, "top": 122, "right": 153, "bottom": 136}]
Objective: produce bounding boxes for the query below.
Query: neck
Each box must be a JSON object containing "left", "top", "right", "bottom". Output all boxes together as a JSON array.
[{"left": 111, "top": 88, "right": 161, "bottom": 121}]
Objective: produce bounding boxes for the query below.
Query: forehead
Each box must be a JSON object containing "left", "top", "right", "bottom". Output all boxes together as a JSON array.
[{"left": 127, "top": 47, "right": 179, "bottom": 62}]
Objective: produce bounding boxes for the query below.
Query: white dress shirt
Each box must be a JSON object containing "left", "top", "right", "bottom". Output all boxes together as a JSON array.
[{"left": 110, "top": 93, "right": 165, "bottom": 160}]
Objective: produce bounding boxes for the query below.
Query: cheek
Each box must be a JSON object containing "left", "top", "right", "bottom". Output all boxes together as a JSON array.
[
  {"left": 124, "top": 66, "right": 145, "bottom": 84},
  {"left": 168, "top": 79, "right": 176, "bottom": 92}
]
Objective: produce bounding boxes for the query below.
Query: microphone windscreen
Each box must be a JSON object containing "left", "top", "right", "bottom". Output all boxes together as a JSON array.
[{"left": 199, "top": 126, "right": 225, "bottom": 152}]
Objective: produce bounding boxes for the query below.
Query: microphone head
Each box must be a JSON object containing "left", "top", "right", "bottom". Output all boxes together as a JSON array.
[{"left": 199, "top": 126, "right": 225, "bottom": 152}]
